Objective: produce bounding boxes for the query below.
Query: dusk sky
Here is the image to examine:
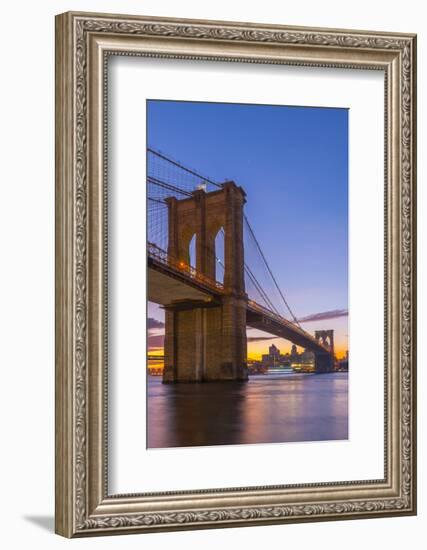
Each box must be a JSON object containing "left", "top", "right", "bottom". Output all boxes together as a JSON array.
[{"left": 147, "top": 100, "right": 348, "bottom": 359}]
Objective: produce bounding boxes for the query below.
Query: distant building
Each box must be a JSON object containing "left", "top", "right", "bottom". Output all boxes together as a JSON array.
[
  {"left": 269, "top": 344, "right": 280, "bottom": 362},
  {"left": 261, "top": 343, "right": 289, "bottom": 367},
  {"left": 256, "top": 343, "right": 347, "bottom": 375},
  {"left": 260, "top": 343, "right": 310, "bottom": 370},
  {"left": 300, "top": 349, "right": 315, "bottom": 364},
  {"left": 291, "top": 348, "right": 315, "bottom": 373},
  {"left": 247, "top": 360, "right": 268, "bottom": 375},
  {"left": 337, "top": 350, "right": 349, "bottom": 371},
  {"left": 290, "top": 344, "right": 299, "bottom": 363}
]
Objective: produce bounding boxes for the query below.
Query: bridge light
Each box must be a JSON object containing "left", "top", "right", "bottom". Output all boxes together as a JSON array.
[{"left": 196, "top": 182, "right": 207, "bottom": 192}]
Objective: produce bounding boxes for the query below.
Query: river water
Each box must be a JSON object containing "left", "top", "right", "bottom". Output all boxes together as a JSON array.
[{"left": 147, "top": 372, "right": 348, "bottom": 448}]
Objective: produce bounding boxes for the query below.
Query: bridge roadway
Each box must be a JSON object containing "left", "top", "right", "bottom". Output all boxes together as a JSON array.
[{"left": 148, "top": 244, "right": 330, "bottom": 356}]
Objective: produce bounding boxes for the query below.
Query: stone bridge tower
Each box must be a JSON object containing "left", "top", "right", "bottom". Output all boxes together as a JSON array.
[
  {"left": 162, "top": 182, "right": 248, "bottom": 382},
  {"left": 314, "top": 329, "right": 335, "bottom": 373}
]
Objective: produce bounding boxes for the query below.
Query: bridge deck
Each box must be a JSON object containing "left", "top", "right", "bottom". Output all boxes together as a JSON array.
[
  {"left": 246, "top": 301, "right": 328, "bottom": 354},
  {"left": 148, "top": 244, "right": 329, "bottom": 355},
  {"left": 148, "top": 243, "right": 223, "bottom": 305}
]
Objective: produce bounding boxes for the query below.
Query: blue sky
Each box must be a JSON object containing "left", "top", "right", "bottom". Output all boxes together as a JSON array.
[{"left": 147, "top": 100, "right": 348, "bottom": 356}]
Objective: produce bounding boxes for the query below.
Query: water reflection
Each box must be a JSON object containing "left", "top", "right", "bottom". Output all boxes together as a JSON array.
[{"left": 147, "top": 372, "right": 348, "bottom": 448}]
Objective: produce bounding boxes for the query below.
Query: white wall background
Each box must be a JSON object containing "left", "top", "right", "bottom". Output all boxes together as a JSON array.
[{"left": 0, "top": 1, "right": 424, "bottom": 548}]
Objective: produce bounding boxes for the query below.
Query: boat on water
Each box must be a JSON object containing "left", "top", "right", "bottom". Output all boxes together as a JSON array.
[
  {"left": 291, "top": 362, "right": 315, "bottom": 373},
  {"left": 267, "top": 365, "right": 295, "bottom": 375}
]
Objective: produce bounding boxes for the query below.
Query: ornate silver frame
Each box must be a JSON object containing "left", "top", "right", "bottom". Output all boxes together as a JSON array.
[{"left": 55, "top": 11, "right": 417, "bottom": 537}]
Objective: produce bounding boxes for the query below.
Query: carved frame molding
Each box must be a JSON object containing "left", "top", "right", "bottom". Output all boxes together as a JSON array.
[{"left": 55, "top": 11, "right": 416, "bottom": 537}]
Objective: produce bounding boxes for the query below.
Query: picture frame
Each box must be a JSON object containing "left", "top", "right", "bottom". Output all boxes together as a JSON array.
[{"left": 55, "top": 11, "right": 417, "bottom": 537}]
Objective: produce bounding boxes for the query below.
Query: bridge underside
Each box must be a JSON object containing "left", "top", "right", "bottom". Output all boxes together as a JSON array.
[
  {"left": 149, "top": 264, "right": 248, "bottom": 382},
  {"left": 246, "top": 309, "right": 327, "bottom": 354},
  {"left": 148, "top": 267, "right": 214, "bottom": 306}
]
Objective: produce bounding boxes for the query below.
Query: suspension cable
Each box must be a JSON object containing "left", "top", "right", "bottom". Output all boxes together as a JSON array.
[
  {"left": 148, "top": 175, "right": 192, "bottom": 197},
  {"left": 148, "top": 147, "right": 300, "bottom": 325},
  {"left": 148, "top": 148, "right": 221, "bottom": 188},
  {"left": 218, "top": 228, "right": 280, "bottom": 315},
  {"left": 244, "top": 216, "right": 301, "bottom": 327},
  {"left": 216, "top": 255, "right": 280, "bottom": 315}
]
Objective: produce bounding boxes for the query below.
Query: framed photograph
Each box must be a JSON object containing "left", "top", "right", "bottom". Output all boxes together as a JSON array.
[{"left": 55, "top": 11, "right": 417, "bottom": 537}]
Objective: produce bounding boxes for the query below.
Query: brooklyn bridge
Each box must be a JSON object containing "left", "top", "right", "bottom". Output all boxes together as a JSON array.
[{"left": 147, "top": 148, "right": 335, "bottom": 382}]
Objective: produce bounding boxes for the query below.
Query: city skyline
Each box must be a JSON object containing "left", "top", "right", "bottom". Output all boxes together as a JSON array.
[
  {"left": 147, "top": 307, "right": 348, "bottom": 361},
  {"left": 147, "top": 99, "right": 348, "bottom": 360}
]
